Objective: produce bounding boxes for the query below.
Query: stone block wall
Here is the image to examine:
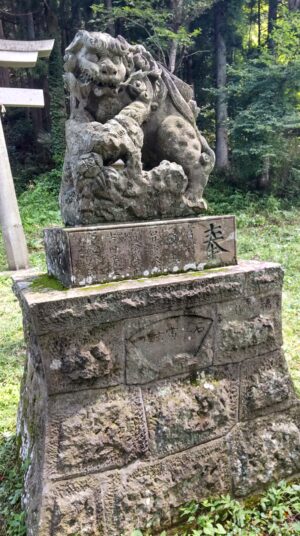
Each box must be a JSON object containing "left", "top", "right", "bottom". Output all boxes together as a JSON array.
[{"left": 14, "top": 260, "right": 300, "bottom": 536}]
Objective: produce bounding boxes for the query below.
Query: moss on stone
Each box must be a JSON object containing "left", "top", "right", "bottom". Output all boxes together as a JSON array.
[
  {"left": 242, "top": 493, "right": 264, "bottom": 509},
  {"left": 30, "top": 274, "right": 66, "bottom": 292},
  {"left": 79, "top": 280, "right": 125, "bottom": 291}
]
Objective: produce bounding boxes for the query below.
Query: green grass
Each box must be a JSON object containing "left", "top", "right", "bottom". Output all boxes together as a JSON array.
[
  {"left": 0, "top": 179, "right": 300, "bottom": 535},
  {"left": 0, "top": 176, "right": 61, "bottom": 434},
  {"left": 0, "top": 170, "right": 61, "bottom": 272},
  {"left": 0, "top": 177, "right": 61, "bottom": 535},
  {"left": 238, "top": 212, "right": 300, "bottom": 394},
  {"left": 0, "top": 276, "right": 25, "bottom": 436},
  {"left": 0, "top": 438, "right": 26, "bottom": 536}
]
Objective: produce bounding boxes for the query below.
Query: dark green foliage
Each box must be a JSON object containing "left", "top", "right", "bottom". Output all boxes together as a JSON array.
[
  {"left": 176, "top": 482, "right": 300, "bottom": 535},
  {"left": 3, "top": 110, "right": 36, "bottom": 193},
  {"left": 48, "top": 38, "right": 66, "bottom": 165},
  {"left": 228, "top": 57, "right": 300, "bottom": 190},
  {"left": 91, "top": 0, "right": 217, "bottom": 69},
  {"left": 226, "top": 3, "right": 300, "bottom": 190},
  {"left": 0, "top": 436, "right": 26, "bottom": 536}
]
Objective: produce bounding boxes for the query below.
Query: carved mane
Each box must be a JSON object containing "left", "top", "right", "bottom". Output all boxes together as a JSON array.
[{"left": 64, "top": 31, "right": 198, "bottom": 125}]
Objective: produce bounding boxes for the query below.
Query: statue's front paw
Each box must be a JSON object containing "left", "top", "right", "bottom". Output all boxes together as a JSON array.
[{"left": 182, "top": 192, "right": 207, "bottom": 210}]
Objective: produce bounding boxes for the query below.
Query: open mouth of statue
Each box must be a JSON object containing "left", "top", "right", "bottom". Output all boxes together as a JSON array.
[
  {"left": 79, "top": 73, "right": 120, "bottom": 88},
  {"left": 97, "top": 80, "right": 119, "bottom": 88}
]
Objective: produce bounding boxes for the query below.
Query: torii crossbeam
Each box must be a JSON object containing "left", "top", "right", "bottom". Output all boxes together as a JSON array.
[{"left": 0, "top": 38, "right": 54, "bottom": 270}]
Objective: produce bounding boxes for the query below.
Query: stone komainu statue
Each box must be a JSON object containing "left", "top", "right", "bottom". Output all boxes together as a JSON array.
[{"left": 60, "top": 31, "right": 215, "bottom": 225}]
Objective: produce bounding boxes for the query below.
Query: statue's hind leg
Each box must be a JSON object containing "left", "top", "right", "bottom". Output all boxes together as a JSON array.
[
  {"left": 182, "top": 138, "right": 215, "bottom": 210},
  {"left": 157, "top": 116, "right": 215, "bottom": 209}
]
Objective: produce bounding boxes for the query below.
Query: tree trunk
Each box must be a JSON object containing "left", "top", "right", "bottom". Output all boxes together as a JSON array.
[
  {"left": 258, "top": 0, "right": 261, "bottom": 47},
  {"left": 0, "top": 19, "right": 10, "bottom": 87},
  {"left": 258, "top": 155, "right": 270, "bottom": 189},
  {"left": 168, "top": 0, "right": 183, "bottom": 73},
  {"left": 268, "top": 0, "right": 279, "bottom": 48},
  {"left": 22, "top": 0, "right": 35, "bottom": 40},
  {"left": 168, "top": 40, "right": 178, "bottom": 73},
  {"left": 268, "top": 0, "right": 278, "bottom": 33},
  {"left": 215, "top": 3, "right": 229, "bottom": 170},
  {"left": 289, "top": 0, "right": 300, "bottom": 10},
  {"left": 104, "top": 0, "right": 115, "bottom": 36},
  {"left": 71, "top": 0, "right": 81, "bottom": 33},
  {"left": 27, "top": 12, "right": 35, "bottom": 40},
  {"left": 24, "top": 7, "right": 45, "bottom": 138}
]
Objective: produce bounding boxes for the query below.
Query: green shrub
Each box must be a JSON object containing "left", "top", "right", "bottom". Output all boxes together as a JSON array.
[{"left": 131, "top": 481, "right": 300, "bottom": 535}]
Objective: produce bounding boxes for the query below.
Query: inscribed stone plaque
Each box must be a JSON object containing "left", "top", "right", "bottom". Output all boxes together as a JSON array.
[
  {"left": 125, "top": 308, "right": 214, "bottom": 384},
  {"left": 44, "top": 216, "right": 237, "bottom": 287}
]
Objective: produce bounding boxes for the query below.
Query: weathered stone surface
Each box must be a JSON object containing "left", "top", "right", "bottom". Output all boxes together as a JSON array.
[
  {"left": 41, "top": 438, "right": 231, "bottom": 536},
  {"left": 17, "top": 355, "right": 47, "bottom": 536},
  {"left": 45, "top": 386, "right": 148, "bottom": 480},
  {"left": 143, "top": 365, "right": 238, "bottom": 457},
  {"left": 44, "top": 216, "right": 237, "bottom": 288},
  {"left": 229, "top": 409, "right": 300, "bottom": 497},
  {"left": 39, "top": 475, "right": 105, "bottom": 536},
  {"left": 214, "top": 294, "right": 282, "bottom": 363},
  {"left": 103, "top": 438, "right": 232, "bottom": 534},
  {"left": 125, "top": 307, "right": 214, "bottom": 384},
  {"left": 14, "top": 260, "right": 300, "bottom": 536},
  {"left": 38, "top": 323, "right": 125, "bottom": 394},
  {"left": 245, "top": 265, "right": 284, "bottom": 296},
  {"left": 13, "top": 260, "right": 278, "bottom": 336},
  {"left": 14, "top": 262, "right": 284, "bottom": 395},
  {"left": 240, "top": 350, "right": 296, "bottom": 420},
  {"left": 60, "top": 31, "right": 215, "bottom": 225}
]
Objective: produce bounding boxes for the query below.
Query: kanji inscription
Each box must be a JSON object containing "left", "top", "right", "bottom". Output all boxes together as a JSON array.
[{"left": 205, "top": 223, "right": 229, "bottom": 259}]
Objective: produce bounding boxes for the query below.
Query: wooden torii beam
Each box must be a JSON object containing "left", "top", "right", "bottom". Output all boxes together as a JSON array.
[
  {"left": 0, "top": 39, "right": 54, "bottom": 57},
  {"left": 0, "top": 51, "right": 38, "bottom": 68},
  {"left": 0, "top": 88, "right": 44, "bottom": 107},
  {"left": 0, "top": 39, "right": 54, "bottom": 271}
]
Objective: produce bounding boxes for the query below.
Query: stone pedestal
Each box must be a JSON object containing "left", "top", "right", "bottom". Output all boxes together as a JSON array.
[
  {"left": 14, "top": 260, "right": 300, "bottom": 536},
  {"left": 44, "top": 216, "right": 237, "bottom": 287}
]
